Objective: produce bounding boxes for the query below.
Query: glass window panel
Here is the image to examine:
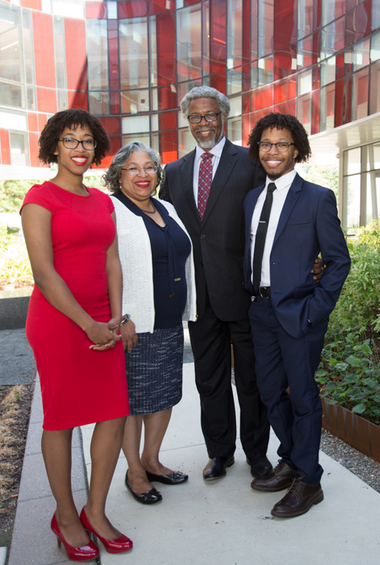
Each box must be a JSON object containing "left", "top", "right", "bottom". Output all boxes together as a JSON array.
[
  {"left": 121, "top": 90, "right": 149, "bottom": 114},
  {"left": 297, "top": 35, "right": 313, "bottom": 68},
  {"left": 321, "top": 16, "right": 345, "bottom": 59},
  {"left": 229, "top": 96, "right": 242, "bottom": 117},
  {"left": 251, "top": 84, "right": 273, "bottom": 111},
  {"left": 160, "top": 130, "right": 177, "bottom": 164},
  {"left": 0, "top": 4, "right": 23, "bottom": 83},
  {"left": 54, "top": 17, "right": 66, "bottom": 90},
  {"left": 258, "top": 55, "right": 273, "bottom": 86},
  {"left": 321, "top": 0, "right": 345, "bottom": 27},
  {"left": 365, "top": 143, "right": 380, "bottom": 170},
  {"left": 274, "top": 0, "right": 297, "bottom": 51},
  {"left": 57, "top": 89, "right": 68, "bottom": 111},
  {"left": 0, "top": 81, "right": 25, "bottom": 109},
  {"left": 298, "top": 69, "right": 312, "bottom": 95},
  {"left": 226, "top": 116, "right": 242, "bottom": 145},
  {"left": 151, "top": 114, "right": 159, "bottom": 132},
  {"left": 298, "top": 0, "right": 313, "bottom": 40},
  {"left": 10, "top": 131, "right": 28, "bottom": 167},
  {"left": 22, "top": 9, "right": 34, "bottom": 85},
  {"left": 0, "top": 110, "right": 27, "bottom": 131},
  {"left": 227, "top": 0, "right": 242, "bottom": 69},
  {"left": 89, "top": 91, "right": 109, "bottom": 115},
  {"left": 371, "top": 31, "right": 380, "bottom": 62},
  {"left": 365, "top": 172, "right": 380, "bottom": 224},
  {"left": 119, "top": 18, "right": 148, "bottom": 90},
  {"left": 178, "top": 127, "right": 194, "bottom": 158},
  {"left": 353, "top": 38, "right": 370, "bottom": 71},
  {"left": 320, "top": 56, "right": 336, "bottom": 86},
  {"left": 107, "top": 1, "right": 117, "bottom": 19},
  {"left": 343, "top": 174, "right": 360, "bottom": 227},
  {"left": 27, "top": 86, "right": 36, "bottom": 110},
  {"left": 86, "top": 19, "right": 108, "bottom": 90},
  {"left": 227, "top": 68, "right": 242, "bottom": 95},
  {"left": 122, "top": 115, "right": 150, "bottom": 134},
  {"left": 150, "top": 16, "right": 157, "bottom": 86},
  {"left": 258, "top": 0, "right": 273, "bottom": 57},
  {"left": 250, "top": 0, "right": 258, "bottom": 61},
  {"left": 344, "top": 147, "right": 361, "bottom": 175},
  {"left": 159, "top": 111, "right": 177, "bottom": 130},
  {"left": 373, "top": 1, "right": 380, "bottom": 31},
  {"left": 297, "top": 93, "right": 311, "bottom": 135},
  {"left": 346, "top": 2, "right": 371, "bottom": 46},
  {"left": 177, "top": 109, "right": 187, "bottom": 128},
  {"left": 202, "top": 0, "right": 210, "bottom": 75},
  {"left": 177, "top": 79, "right": 202, "bottom": 102},
  {"left": 176, "top": 4, "right": 202, "bottom": 82},
  {"left": 157, "top": 11, "right": 176, "bottom": 84},
  {"left": 274, "top": 46, "right": 297, "bottom": 81},
  {"left": 274, "top": 77, "right": 296, "bottom": 105},
  {"left": 352, "top": 68, "right": 369, "bottom": 121},
  {"left": 151, "top": 88, "right": 158, "bottom": 111},
  {"left": 122, "top": 132, "right": 151, "bottom": 147},
  {"left": 369, "top": 61, "right": 380, "bottom": 115},
  {"left": 108, "top": 20, "right": 119, "bottom": 91},
  {"left": 319, "top": 83, "right": 335, "bottom": 131}
]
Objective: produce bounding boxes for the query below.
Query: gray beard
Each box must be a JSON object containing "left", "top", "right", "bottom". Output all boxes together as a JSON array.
[{"left": 194, "top": 123, "right": 224, "bottom": 150}]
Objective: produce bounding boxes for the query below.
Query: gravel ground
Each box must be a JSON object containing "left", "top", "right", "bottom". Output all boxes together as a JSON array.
[{"left": 320, "top": 428, "right": 380, "bottom": 493}]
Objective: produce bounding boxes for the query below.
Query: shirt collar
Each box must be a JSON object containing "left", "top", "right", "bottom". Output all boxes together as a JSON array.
[
  {"left": 195, "top": 136, "right": 226, "bottom": 161},
  {"left": 265, "top": 168, "right": 297, "bottom": 192}
]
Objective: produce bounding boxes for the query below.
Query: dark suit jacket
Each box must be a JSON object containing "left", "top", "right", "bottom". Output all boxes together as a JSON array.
[
  {"left": 243, "top": 173, "right": 351, "bottom": 339},
  {"left": 160, "top": 139, "right": 266, "bottom": 321}
]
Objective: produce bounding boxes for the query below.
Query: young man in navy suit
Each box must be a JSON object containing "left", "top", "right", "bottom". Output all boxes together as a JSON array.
[{"left": 244, "top": 113, "right": 350, "bottom": 517}]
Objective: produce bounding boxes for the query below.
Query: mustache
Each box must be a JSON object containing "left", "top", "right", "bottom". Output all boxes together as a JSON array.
[{"left": 195, "top": 126, "right": 216, "bottom": 135}]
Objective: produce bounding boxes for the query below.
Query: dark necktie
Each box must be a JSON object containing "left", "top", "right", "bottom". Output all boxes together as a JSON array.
[
  {"left": 253, "top": 182, "right": 277, "bottom": 293},
  {"left": 198, "top": 152, "right": 213, "bottom": 221}
]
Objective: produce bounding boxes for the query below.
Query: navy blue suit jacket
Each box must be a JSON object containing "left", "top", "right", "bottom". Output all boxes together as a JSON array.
[{"left": 243, "top": 173, "right": 351, "bottom": 339}]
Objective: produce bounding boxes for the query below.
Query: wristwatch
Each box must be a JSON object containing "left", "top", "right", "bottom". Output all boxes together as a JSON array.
[{"left": 120, "top": 314, "right": 131, "bottom": 326}]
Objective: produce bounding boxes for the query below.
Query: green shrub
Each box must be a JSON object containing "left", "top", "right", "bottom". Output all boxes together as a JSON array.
[{"left": 0, "top": 226, "right": 33, "bottom": 287}]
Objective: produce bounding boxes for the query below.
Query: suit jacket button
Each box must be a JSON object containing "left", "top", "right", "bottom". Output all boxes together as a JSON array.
[{"left": 201, "top": 234, "right": 205, "bottom": 239}]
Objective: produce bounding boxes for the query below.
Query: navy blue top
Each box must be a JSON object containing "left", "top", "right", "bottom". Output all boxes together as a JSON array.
[{"left": 114, "top": 194, "right": 191, "bottom": 329}]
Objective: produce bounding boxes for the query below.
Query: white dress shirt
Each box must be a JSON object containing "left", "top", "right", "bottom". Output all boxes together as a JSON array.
[
  {"left": 250, "top": 169, "right": 297, "bottom": 287},
  {"left": 192, "top": 136, "right": 226, "bottom": 203}
]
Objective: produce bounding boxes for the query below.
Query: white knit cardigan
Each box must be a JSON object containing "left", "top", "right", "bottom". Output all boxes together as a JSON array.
[{"left": 111, "top": 196, "right": 197, "bottom": 334}]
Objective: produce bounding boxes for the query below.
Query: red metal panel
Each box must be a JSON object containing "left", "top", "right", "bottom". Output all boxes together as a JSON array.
[
  {"left": 312, "top": 64, "right": 320, "bottom": 90},
  {"left": 160, "top": 130, "right": 177, "bottom": 164},
  {"left": 149, "top": 0, "right": 175, "bottom": 14},
  {"left": 156, "top": 12, "right": 176, "bottom": 86},
  {"left": 21, "top": 0, "right": 42, "bottom": 9},
  {"left": 334, "top": 79, "right": 343, "bottom": 127},
  {"left": 313, "top": 0, "right": 321, "bottom": 31},
  {"left": 65, "top": 19, "right": 87, "bottom": 91},
  {"left": 251, "top": 84, "right": 273, "bottom": 111},
  {"left": 210, "top": 0, "right": 227, "bottom": 75},
  {"left": 67, "top": 91, "right": 88, "bottom": 111},
  {"left": 38, "top": 113, "right": 47, "bottom": 132},
  {"left": 274, "top": 0, "right": 297, "bottom": 51},
  {"left": 159, "top": 111, "right": 177, "bottom": 131},
  {"left": 98, "top": 117, "right": 120, "bottom": 135},
  {"left": 274, "top": 76, "right": 296, "bottom": 104},
  {"left": 118, "top": 1, "right": 147, "bottom": 18},
  {"left": 29, "top": 133, "right": 40, "bottom": 167},
  {"left": 0, "top": 129, "right": 11, "bottom": 165},
  {"left": 36, "top": 87, "right": 57, "bottom": 113},
  {"left": 273, "top": 100, "right": 296, "bottom": 115},
  {"left": 157, "top": 85, "right": 177, "bottom": 111},
  {"left": 110, "top": 92, "right": 120, "bottom": 115},
  {"left": 274, "top": 45, "right": 297, "bottom": 81},
  {"left": 210, "top": 72, "right": 226, "bottom": 95},
  {"left": 86, "top": 2, "right": 107, "bottom": 19},
  {"left": 28, "top": 113, "right": 38, "bottom": 132},
  {"left": 33, "top": 12, "right": 56, "bottom": 88}
]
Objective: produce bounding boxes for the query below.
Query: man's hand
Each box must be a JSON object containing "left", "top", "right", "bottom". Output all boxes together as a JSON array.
[{"left": 311, "top": 258, "right": 324, "bottom": 282}]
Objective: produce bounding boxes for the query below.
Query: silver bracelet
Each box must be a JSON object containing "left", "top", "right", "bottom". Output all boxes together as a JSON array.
[{"left": 120, "top": 314, "right": 131, "bottom": 326}]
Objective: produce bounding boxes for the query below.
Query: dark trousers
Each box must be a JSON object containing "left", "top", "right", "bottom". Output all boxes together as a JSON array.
[
  {"left": 249, "top": 296, "right": 327, "bottom": 484},
  {"left": 188, "top": 299, "right": 269, "bottom": 460}
]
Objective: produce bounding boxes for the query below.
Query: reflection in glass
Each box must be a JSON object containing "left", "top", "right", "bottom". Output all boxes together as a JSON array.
[
  {"left": 320, "top": 83, "right": 335, "bottom": 131},
  {"left": 10, "top": 131, "right": 28, "bottom": 167},
  {"left": 298, "top": 0, "right": 313, "bottom": 41},
  {"left": 227, "top": 68, "right": 242, "bottom": 95},
  {"left": 353, "top": 39, "right": 370, "bottom": 71},
  {"left": 0, "top": 3, "right": 23, "bottom": 83},
  {"left": 122, "top": 132, "right": 150, "bottom": 148},
  {"left": 86, "top": 20, "right": 108, "bottom": 91},
  {"left": 226, "top": 116, "right": 242, "bottom": 145},
  {"left": 0, "top": 81, "right": 25, "bottom": 109},
  {"left": 321, "top": 0, "right": 345, "bottom": 27},
  {"left": 121, "top": 90, "right": 149, "bottom": 114},
  {"left": 258, "top": 56, "right": 273, "bottom": 86},
  {"left": 227, "top": 0, "right": 242, "bottom": 70},
  {"left": 352, "top": 69, "right": 368, "bottom": 121},
  {"left": 89, "top": 91, "right": 109, "bottom": 115},
  {"left": 366, "top": 172, "right": 380, "bottom": 224},
  {"left": 120, "top": 18, "right": 148, "bottom": 90},
  {"left": 54, "top": 17, "right": 66, "bottom": 90},
  {"left": 176, "top": 4, "right": 202, "bottom": 82},
  {"left": 258, "top": 0, "right": 273, "bottom": 57},
  {"left": 122, "top": 115, "right": 150, "bottom": 134},
  {"left": 297, "top": 93, "right": 311, "bottom": 135},
  {"left": 371, "top": 31, "right": 380, "bottom": 62},
  {"left": 344, "top": 147, "right": 361, "bottom": 176},
  {"left": 22, "top": 9, "right": 34, "bottom": 85},
  {"left": 320, "top": 57, "right": 336, "bottom": 86},
  {"left": 343, "top": 175, "right": 360, "bottom": 227},
  {"left": 27, "top": 86, "right": 36, "bottom": 110}
]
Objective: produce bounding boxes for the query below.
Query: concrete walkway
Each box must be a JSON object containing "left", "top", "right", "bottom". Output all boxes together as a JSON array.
[{"left": 8, "top": 360, "right": 380, "bottom": 565}]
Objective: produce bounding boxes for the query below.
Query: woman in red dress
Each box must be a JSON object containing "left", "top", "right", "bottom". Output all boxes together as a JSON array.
[{"left": 21, "top": 109, "right": 132, "bottom": 561}]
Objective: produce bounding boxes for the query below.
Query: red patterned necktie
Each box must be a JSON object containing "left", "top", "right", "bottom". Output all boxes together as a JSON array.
[{"left": 198, "top": 152, "right": 213, "bottom": 221}]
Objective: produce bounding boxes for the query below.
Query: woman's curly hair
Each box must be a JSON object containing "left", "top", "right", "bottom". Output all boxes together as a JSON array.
[
  {"left": 103, "top": 142, "right": 164, "bottom": 195},
  {"left": 248, "top": 113, "right": 312, "bottom": 164},
  {"left": 38, "top": 109, "right": 110, "bottom": 166}
]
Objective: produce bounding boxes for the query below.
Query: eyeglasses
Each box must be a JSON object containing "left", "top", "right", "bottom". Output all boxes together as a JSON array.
[
  {"left": 258, "top": 141, "right": 295, "bottom": 153},
  {"left": 121, "top": 166, "right": 158, "bottom": 176},
  {"left": 187, "top": 112, "right": 221, "bottom": 124},
  {"left": 58, "top": 137, "right": 97, "bottom": 150}
]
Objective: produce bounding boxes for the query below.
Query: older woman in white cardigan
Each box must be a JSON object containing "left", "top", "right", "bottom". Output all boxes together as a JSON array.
[{"left": 104, "top": 142, "right": 196, "bottom": 504}]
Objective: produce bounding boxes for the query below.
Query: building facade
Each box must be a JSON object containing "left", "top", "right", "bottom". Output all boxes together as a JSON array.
[{"left": 0, "top": 0, "right": 379, "bottom": 227}]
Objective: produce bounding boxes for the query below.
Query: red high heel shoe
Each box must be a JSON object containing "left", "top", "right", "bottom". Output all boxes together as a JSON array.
[
  {"left": 80, "top": 507, "right": 133, "bottom": 554},
  {"left": 51, "top": 513, "right": 99, "bottom": 561}
]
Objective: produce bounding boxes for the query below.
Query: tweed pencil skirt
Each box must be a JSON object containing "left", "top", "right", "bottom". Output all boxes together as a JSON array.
[{"left": 124, "top": 324, "right": 184, "bottom": 415}]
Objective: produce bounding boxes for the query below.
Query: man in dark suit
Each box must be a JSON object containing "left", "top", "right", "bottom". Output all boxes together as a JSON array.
[
  {"left": 160, "top": 86, "right": 272, "bottom": 481},
  {"left": 244, "top": 113, "right": 350, "bottom": 517}
]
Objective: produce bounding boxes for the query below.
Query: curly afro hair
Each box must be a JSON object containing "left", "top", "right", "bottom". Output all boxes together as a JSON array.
[
  {"left": 248, "top": 113, "right": 311, "bottom": 164},
  {"left": 38, "top": 109, "right": 110, "bottom": 166}
]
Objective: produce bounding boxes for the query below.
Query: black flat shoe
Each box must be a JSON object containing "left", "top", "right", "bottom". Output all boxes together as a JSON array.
[
  {"left": 145, "top": 471, "right": 188, "bottom": 485},
  {"left": 125, "top": 471, "right": 162, "bottom": 504}
]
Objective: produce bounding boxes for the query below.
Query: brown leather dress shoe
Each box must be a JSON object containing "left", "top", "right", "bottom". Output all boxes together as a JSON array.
[
  {"left": 250, "top": 460, "right": 295, "bottom": 492},
  {"left": 271, "top": 478, "right": 324, "bottom": 518},
  {"left": 203, "top": 456, "right": 235, "bottom": 481}
]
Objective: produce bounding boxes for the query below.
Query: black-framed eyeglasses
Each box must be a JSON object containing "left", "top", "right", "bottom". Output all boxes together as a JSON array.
[
  {"left": 121, "top": 166, "right": 158, "bottom": 177},
  {"left": 58, "top": 137, "right": 97, "bottom": 150},
  {"left": 187, "top": 112, "right": 221, "bottom": 124},
  {"left": 257, "top": 141, "right": 295, "bottom": 153}
]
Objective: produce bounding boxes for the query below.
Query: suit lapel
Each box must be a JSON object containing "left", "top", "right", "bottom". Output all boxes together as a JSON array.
[
  {"left": 273, "top": 173, "right": 303, "bottom": 246},
  {"left": 179, "top": 150, "right": 201, "bottom": 226},
  {"left": 201, "top": 140, "right": 238, "bottom": 226}
]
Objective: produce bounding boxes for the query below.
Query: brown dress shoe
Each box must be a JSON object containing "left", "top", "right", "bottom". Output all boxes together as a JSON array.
[
  {"left": 251, "top": 460, "right": 295, "bottom": 492},
  {"left": 271, "top": 478, "right": 324, "bottom": 518}
]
